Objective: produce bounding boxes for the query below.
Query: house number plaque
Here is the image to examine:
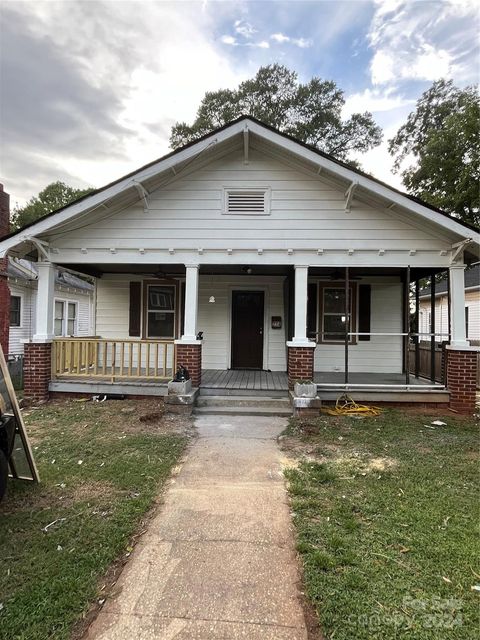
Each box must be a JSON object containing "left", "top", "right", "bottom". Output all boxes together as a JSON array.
[{"left": 271, "top": 316, "right": 282, "bottom": 329}]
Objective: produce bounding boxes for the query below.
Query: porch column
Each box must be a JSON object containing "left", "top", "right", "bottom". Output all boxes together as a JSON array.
[
  {"left": 449, "top": 264, "right": 468, "bottom": 348},
  {"left": 182, "top": 264, "right": 199, "bottom": 341},
  {"left": 445, "top": 263, "right": 477, "bottom": 413},
  {"left": 286, "top": 265, "right": 315, "bottom": 388},
  {"left": 24, "top": 260, "right": 56, "bottom": 403},
  {"left": 175, "top": 264, "right": 202, "bottom": 387},
  {"left": 34, "top": 261, "right": 56, "bottom": 341}
]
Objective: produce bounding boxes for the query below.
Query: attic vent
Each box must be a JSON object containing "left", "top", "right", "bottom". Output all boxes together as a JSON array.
[{"left": 224, "top": 188, "right": 270, "bottom": 215}]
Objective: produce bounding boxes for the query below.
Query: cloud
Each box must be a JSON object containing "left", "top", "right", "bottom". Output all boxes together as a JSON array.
[
  {"left": 368, "top": 0, "right": 478, "bottom": 86},
  {"left": 343, "top": 88, "right": 415, "bottom": 118},
  {"left": 0, "top": 1, "right": 242, "bottom": 205},
  {"left": 234, "top": 19, "right": 256, "bottom": 39},
  {"left": 269, "top": 32, "right": 312, "bottom": 48},
  {"left": 271, "top": 32, "right": 290, "bottom": 44},
  {"left": 221, "top": 34, "right": 237, "bottom": 45}
]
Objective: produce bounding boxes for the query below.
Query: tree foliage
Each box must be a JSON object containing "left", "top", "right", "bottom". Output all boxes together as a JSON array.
[
  {"left": 389, "top": 80, "right": 479, "bottom": 227},
  {"left": 170, "top": 64, "right": 382, "bottom": 162},
  {"left": 12, "top": 181, "right": 93, "bottom": 231}
]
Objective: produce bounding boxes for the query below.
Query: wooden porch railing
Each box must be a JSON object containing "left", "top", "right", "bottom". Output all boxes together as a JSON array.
[{"left": 52, "top": 338, "right": 176, "bottom": 381}]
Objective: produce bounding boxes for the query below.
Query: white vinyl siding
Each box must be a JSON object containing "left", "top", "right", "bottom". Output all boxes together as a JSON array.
[
  {"left": 94, "top": 275, "right": 404, "bottom": 374},
  {"left": 314, "top": 279, "right": 403, "bottom": 374},
  {"left": 7, "top": 283, "right": 93, "bottom": 355},
  {"left": 419, "top": 289, "right": 479, "bottom": 341},
  {"left": 8, "top": 283, "right": 35, "bottom": 355},
  {"left": 51, "top": 146, "right": 452, "bottom": 255}
]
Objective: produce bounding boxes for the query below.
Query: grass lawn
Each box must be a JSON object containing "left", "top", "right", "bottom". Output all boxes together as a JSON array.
[
  {"left": 282, "top": 409, "right": 479, "bottom": 640},
  {"left": 0, "top": 398, "right": 189, "bottom": 640}
]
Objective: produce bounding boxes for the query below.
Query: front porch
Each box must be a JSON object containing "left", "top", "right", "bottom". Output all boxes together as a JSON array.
[
  {"left": 23, "top": 261, "right": 476, "bottom": 413},
  {"left": 49, "top": 357, "right": 449, "bottom": 405}
]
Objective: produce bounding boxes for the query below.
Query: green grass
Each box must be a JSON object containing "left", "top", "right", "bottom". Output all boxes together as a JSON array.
[
  {"left": 283, "top": 410, "right": 479, "bottom": 640},
  {"left": 0, "top": 399, "right": 187, "bottom": 640}
]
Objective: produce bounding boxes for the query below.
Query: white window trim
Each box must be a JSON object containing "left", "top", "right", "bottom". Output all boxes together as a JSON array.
[
  {"left": 54, "top": 298, "right": 78, "bottom": 337},
  {"left": 10, "top": 294, "right": 23, "bottom": 329},
  {"left": 222, "top": 186, "right": 271, "bottom": 216}
]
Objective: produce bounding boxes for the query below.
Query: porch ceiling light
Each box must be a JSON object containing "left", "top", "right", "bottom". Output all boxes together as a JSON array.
[{"left": 209, "top": 295, "right": 215, "bottom": 303}]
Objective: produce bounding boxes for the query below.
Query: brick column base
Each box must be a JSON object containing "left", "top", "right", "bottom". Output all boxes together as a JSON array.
[
  {"left": 446, "top": 348, "right": 478, "bottom": 414},
  {"left": 175, "top": 343, "right": 202, "bottom": 388},
  {"left": 24, "top": 342, "right": 52, "bottom": 404},
  {"left": 287, "top": 346, "right": 315, "bottom": 389}
]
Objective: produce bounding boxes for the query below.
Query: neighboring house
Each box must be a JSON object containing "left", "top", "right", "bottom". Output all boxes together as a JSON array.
[
  {"left": 418, "top": 264, "right": 479, "bottom": 343},
  {"left": 8, "top": 258, "right": 94, "bottom": 355},
  {"left": 0, "top": 117, "right": 478, "bottom": 412}
]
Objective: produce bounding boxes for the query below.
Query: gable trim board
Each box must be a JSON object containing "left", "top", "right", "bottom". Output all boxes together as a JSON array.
[{"left": 0, "top": 118, "right": 478, "bottom": 265}]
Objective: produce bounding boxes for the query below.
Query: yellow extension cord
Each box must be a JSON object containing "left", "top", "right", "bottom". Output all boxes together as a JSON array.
[{"left": 321, "top": 393, "right": 382, "bottom": 417}]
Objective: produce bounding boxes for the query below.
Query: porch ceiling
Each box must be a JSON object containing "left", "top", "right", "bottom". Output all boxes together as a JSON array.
[{"left": 62, "top": 262, "right": 447, "bottom": 280}]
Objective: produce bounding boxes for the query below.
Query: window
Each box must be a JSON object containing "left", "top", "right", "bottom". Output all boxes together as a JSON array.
[
  {"left": 54, "top": 301, "right": 77, "bottom": 336},
  {"left": 465, "top": 306, "right": 469, "bottom": 339},
  {"left": 223, "top": 188, "right": 270, "bottom": 215},
  {"left": 318, "top": 284, "right": 356, "bottom": 343},
  {"left": 54, "top": 301, "right": 64, "bottom": 336},
  {"left": 67, "top": 303, "right": 77, "bottom": 335},
  {"left": 10, "top": 296, "right": 21, "bottom": 327},
  {"left": 146, "top": 285, "right": 176, "bottom": 338}
]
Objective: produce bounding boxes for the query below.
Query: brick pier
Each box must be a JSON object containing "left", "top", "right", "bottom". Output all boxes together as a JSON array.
[
  {"left": 287, "top": 345, "right": 315, "bottom": 389},
  {"left": 446, "top": 348, "right": 478, "bottom": 414},
  {"left": 175, "top": 342, "right": 202, "bottom": 388},
  {"left": 24, "top": 342, "right": 52, "bottom": 404}
]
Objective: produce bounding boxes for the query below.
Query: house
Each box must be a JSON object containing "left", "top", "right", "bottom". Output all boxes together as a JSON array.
[
  {"left": 418, "top": 264, "right": 479, "bottom": 343},
  {"left": 0, "top": 118, "right": 478, "bottom": 413},
  {"left": 7, "top": 258, "right": 94, "bottom": 355}
]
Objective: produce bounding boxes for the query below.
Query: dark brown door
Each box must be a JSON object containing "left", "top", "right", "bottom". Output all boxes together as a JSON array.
[{"left": 231, "top": 291, "right": 264, "bottom": 369}]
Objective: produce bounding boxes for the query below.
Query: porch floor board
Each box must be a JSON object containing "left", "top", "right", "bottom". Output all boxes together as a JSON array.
[
  {"left": 202, "top": 369, "right": 289, "bottom": 391},
  {"left": 201, "top": 369, "right": 444, "bottom": 392}
]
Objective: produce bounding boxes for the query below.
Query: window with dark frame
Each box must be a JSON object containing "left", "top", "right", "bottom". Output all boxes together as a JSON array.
[
  {"left": 10, "top": 296, "right": 21, "bottom": 327},
  {"left": 318, "top": 283, "right": 357, "bottom": 344},
  {"left": 146, "top": 284, "right": 176, "bottom": 339}
]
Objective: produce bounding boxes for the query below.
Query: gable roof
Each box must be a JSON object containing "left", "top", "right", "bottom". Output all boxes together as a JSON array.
[
  {"left": 419, "top": 263, "right": 480, "bottom": 298},
  {"left": 1, "top": 116, "right": 478, "bottom": 258}
]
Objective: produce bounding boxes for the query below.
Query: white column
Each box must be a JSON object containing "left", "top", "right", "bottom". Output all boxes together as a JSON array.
[
  {"left": 179, "top": 264, "right": 199, "bottom": 342},
  {"left": 449, "top": 264, "right": 469, "bottom": 348},
  {"left": 287, "top": 265, "right": 313, "bottom": 347},
  {"left": 33, "top": 261, "right": 55, "bottom": 341}
]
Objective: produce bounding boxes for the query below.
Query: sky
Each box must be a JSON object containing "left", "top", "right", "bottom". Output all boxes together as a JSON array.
[{"left": 0, "top": 0, "right": 479, "bottom": 208}]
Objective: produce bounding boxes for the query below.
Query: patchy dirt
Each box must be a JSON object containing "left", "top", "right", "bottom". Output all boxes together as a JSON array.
[
  {"left": 23, "top": 398, "right": 195, "bottom": 439},
  {"left": 1, "top": 480, "right": 118, "bottom": 516}
]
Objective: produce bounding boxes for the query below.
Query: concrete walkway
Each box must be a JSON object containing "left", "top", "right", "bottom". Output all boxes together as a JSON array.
[{"left": 85, "top": 414, "right": 308, "bottom": 640}]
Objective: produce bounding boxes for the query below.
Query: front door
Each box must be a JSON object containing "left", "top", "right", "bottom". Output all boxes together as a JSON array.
[{"left": 231, "top": 291, "right": 264, "bottom": 369}]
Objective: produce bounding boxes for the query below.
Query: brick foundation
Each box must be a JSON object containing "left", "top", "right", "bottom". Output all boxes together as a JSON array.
[
  {"left": 446, "top": 348, "right": 478, "bottom": 414},
  {"left": 24, "top": 342, "right": 52, "bottom": 404},
  {"left": 287, "top": 346, "right": 315, "bottom": 389},
  {"left": 175, "top": 343, "right": 202, "bottom": 387}
]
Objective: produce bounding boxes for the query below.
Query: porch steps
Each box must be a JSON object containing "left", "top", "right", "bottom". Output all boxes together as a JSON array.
[
  {"left": 199, "top": 387, "right": 287, "bottom": 398},
  {"left": 193, "top": 395, "right": 292, "bottom": 417}
]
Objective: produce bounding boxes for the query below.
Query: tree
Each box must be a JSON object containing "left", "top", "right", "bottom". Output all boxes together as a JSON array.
[
  {"left": 170, "top": 64, "right": 382, "bottom": 163},
  {"left": 389, "top": 80, "right": 479, "bottom": 227},
  {"left": 11, "top": 181, "right": 93, "bottom": 231}
]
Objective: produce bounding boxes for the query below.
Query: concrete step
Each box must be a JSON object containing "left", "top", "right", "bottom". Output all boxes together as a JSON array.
[
  {"left": 196, "top": 395, "right": 291, "bottom": 408},
  {"left": 199, "top": 387, "right": 287, "bottom": 398},
  {"left": 193, "top": 405, "right": 292, "bottom": 417},
  {"left": 194, "top": 395, "right": 292, "bottom": 417}
]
